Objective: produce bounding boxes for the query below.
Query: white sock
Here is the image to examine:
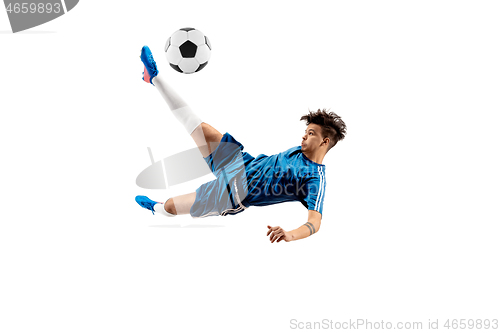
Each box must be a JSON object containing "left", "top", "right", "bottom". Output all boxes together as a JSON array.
[
  {"left": 155, "top": 202, "right": 176, "bottom": 217},
  {"left": 152, "top": 75, "right": 202, "bottom": 135}
]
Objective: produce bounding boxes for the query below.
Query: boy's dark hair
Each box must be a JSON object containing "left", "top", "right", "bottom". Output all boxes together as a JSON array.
[{"left": 300, "top": 109, "right": 346, "bottom": 151}]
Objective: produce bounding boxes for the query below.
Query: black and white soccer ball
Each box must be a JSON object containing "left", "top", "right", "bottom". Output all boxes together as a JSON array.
[{"left": 165, "top": 27, "right": 211, "bottom": 74}]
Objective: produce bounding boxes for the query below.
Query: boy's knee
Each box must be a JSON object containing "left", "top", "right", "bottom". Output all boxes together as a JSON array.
[
  {"left": 164, "top": 199, "right": 177, "bottom": 215},
  {"left": 201, "top": 122, "right": 223, "bottom": 144}
]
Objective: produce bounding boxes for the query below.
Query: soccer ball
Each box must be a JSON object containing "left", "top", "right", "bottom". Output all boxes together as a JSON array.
[{"left": 165, "top": 28, "right": 212, "bottom": 74}]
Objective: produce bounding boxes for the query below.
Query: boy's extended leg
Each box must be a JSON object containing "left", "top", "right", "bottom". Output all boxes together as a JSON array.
[
  {"left": 190, "top": 122, "right": 223, "bottom": 158},
  {"left": 152, "top": 73, "right": 223, "bottom": 157},
  {"left": 141, "top": 46, "right": 223, "bottom": 158}
]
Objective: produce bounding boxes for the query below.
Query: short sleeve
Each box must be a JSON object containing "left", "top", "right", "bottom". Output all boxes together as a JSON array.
[{"left": 304, "top": 172, "right": 326, "bottom": 215}]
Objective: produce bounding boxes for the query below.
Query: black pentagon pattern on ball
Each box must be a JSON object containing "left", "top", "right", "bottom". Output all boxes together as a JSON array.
[
  {"left": 180, "top": 27, "right": 195, "bottom": 32},
  {"left": 170, "top": 63, "right": 183, "bottom": 73},
  {"left": 179, "top": 40, "right": 197, "bottom": 58},
  {"left": 195, "top": 62, "right": 208, "bottom": 73}
]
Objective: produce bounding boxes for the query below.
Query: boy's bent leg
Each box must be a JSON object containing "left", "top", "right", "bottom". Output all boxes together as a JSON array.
[{"left": 164, "top": 192, "right": 196, "bottom": 215}]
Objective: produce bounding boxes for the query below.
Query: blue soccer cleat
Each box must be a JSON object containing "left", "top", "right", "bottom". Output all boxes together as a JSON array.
[
  {"left": 135, "top": 195, "right": 160, "bottom": 215},
  {"left": 140, "top": 45, "right": 159, "bottom": 85}
]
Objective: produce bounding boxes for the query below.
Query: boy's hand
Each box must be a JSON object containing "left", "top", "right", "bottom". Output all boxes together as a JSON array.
[{"left": 267, "top": 225, "right": 292, "bottom": 243}]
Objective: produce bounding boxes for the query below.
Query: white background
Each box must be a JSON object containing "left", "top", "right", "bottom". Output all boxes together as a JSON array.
[{"left": 1, "top": 1, "right": 499, "bottom": 332}]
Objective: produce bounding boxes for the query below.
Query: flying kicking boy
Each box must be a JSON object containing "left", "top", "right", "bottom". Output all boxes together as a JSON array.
[{"left": 135, "top": 46, "right": 346, "bottom": 243}]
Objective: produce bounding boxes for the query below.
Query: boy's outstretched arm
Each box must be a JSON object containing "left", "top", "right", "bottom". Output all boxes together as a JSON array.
[{"left": 267, "top": 210, "right": 322, "bottom": 243}]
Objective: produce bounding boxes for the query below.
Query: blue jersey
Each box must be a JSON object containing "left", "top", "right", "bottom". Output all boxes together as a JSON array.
[{"left": 241, "top": 146, "right": 326, "bottom": 214}]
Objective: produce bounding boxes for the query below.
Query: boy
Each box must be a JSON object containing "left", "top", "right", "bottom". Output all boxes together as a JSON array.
[{"left": 135, "top": 46, "right": 346, "bottom": 243}]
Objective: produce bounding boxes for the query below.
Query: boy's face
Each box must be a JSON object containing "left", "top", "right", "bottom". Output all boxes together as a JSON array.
[{"left": 301, "top": 123, "right": 325, "bottom": 153}]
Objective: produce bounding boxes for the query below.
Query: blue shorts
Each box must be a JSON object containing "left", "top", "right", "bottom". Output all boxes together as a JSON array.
[{"left": 190, "top": 132, "right": 254, "bottom": 218}]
